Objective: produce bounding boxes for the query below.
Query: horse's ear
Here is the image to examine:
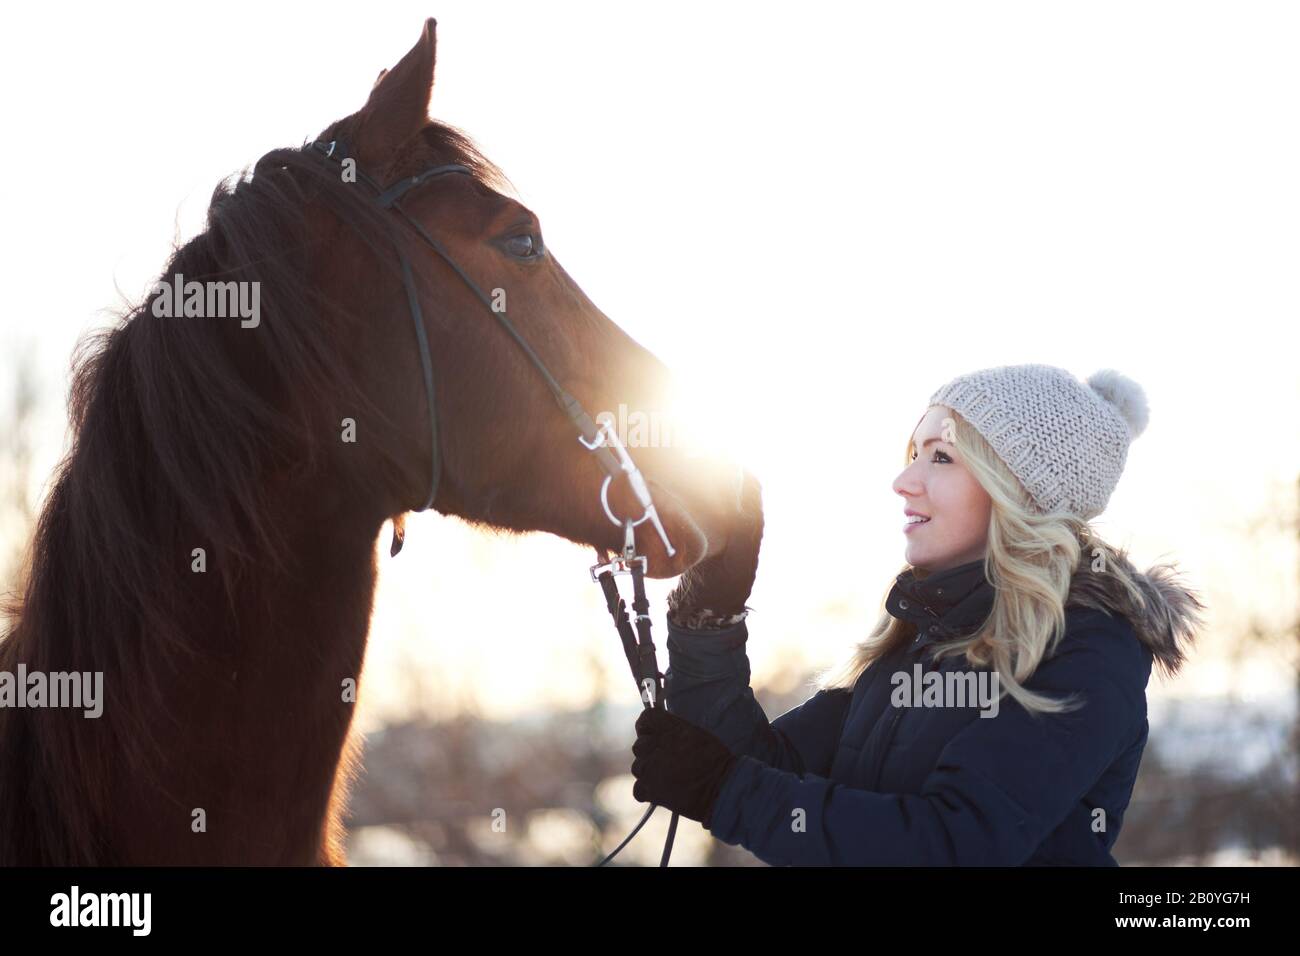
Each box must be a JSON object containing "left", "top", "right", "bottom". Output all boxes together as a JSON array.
[
  {"left": 389, "top": 513, "right": 407, "bottom": 557},
  {"left": 372, "top": 68, "right": 388, "bottom": 90},
  {"left": 356, "top": 18, "right": 438, "bottom": 168}
]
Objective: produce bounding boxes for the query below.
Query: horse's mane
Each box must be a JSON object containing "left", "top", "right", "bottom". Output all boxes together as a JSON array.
[{"left": 0, "top": 120, "right": 504, "bottom": 863}]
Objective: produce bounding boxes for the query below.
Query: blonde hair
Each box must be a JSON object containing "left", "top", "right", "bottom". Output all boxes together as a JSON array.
[{"left": 815, "top": 406, "right": 1154, "bottom": 716}]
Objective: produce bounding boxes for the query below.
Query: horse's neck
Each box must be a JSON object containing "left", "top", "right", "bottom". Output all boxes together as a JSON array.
[{"left": 117, "top": 499, "right": 385, "bottom": 864}]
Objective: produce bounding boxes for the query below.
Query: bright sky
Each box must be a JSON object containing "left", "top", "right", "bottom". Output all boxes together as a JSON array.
[{"left": 2, "top": 1, "right": 1297, "bottom": 727}]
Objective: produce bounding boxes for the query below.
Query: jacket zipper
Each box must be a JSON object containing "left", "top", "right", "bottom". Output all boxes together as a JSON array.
[
  {"left": 870, "top": 708, "right": 906, "bottom": 791},
  {"left": 869, "top": 642, "right": 930, "bottom": 790},
  {"left": 869, "top": 597, "right": 949, "bottom": 789}
]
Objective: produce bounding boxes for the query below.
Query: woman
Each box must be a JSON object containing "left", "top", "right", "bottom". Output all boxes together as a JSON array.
[{"left": 630, "top": 364, "right": 1204, "bottom": 865}]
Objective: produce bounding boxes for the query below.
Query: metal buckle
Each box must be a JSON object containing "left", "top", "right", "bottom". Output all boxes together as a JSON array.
[
  {"left": 589, "top": 524, "right": 650, "bottom": 580},
  {"left": 578, "top": 421, "right": 676, "bottom": 559},
  {"left": 588, "top": 553, "right": 648, "bottom": 582}
]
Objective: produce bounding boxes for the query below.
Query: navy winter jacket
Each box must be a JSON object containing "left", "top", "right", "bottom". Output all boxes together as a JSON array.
[{"left": 663, "top": 555, "right": 1199, "bottom": 866}]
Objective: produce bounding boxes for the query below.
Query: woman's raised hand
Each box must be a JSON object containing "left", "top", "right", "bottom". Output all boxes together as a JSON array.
[{"left": 667, "top": 469, "right": 764, "bottom": 625}]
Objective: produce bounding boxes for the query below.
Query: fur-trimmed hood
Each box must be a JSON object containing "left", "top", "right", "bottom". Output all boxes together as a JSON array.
[{"left": 1066, "top": 546, "right": 1205, "bottom": 679}]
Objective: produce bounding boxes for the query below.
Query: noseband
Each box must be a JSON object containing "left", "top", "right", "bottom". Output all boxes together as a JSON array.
[{"left": 254, "top": 136, "right": 683, "bottom": 866}]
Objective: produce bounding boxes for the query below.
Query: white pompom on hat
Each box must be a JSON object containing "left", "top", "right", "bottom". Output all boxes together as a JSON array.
[
  {"left": 1085, "top": 368, "right": 1150, "bottom": 439},
  {"left": 927, "top": 364, "right": 1149, "bottom": 520}
]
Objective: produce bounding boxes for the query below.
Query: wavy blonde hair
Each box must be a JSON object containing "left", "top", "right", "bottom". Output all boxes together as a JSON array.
[{"left": 815, "top": 406, "right": 1153, "bottom": 716}]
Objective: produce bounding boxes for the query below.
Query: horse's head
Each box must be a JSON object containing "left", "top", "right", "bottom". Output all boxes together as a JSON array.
[{"left": 295, "top": 19, "right": 743, "bottom": 577}]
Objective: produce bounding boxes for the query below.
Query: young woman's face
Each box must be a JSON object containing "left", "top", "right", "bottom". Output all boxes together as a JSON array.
[{"left": 892, "top": 405, "right": 992, "bottom": 573}]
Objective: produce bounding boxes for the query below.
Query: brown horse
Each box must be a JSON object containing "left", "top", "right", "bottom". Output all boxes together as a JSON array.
[{"left": 0, "top": 20, "right": 740, "bottom": 865}]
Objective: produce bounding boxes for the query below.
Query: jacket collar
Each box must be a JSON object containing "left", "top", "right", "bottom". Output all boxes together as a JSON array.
[
  {"left": 882, "top": 548, "right": 1205, "bottom": 676},
  {"left": 885, "top": 558, "right": 994, "bottom": 649},
  {"left": 1065, "top": 547, "right": 1205, "bottom": 678}
]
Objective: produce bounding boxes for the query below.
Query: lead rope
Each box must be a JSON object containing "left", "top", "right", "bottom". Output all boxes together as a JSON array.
[{"left": 589, "top": 527, "right": 679, "bottom": 867}]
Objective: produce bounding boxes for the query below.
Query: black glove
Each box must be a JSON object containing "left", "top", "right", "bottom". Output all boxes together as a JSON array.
[
  {"left": 631, "top": 707, "right": 740, "bottom": 827},
  {"left": 667, "top": 469, "right": 764, "bottom": 627}
]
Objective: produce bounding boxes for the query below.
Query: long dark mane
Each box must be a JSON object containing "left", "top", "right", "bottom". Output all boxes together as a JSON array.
[{"left": 0, "top": 123, "right": 503, "bottom": 864}]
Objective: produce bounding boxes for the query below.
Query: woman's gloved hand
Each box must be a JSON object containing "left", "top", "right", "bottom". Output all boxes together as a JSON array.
[
  {"left": 666, "top": 469, "right": 764, "bottom": 628},
  {"left": 631, "top": 707, "right": 739, "bottom": 827}
]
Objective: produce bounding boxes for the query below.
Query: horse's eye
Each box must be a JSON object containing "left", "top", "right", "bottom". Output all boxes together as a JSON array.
[{"left": 503, "top": 233, "right": 542, "bottom": 259}]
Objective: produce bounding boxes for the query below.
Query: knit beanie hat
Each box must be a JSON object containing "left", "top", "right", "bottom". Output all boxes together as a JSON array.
[{"left": 926, "top": 365, "right": 1149, "bottom": 520}]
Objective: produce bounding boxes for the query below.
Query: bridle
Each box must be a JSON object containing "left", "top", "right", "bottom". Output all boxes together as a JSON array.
[{"left": 254, "top": 136, "right": 682, "bottom": 866}]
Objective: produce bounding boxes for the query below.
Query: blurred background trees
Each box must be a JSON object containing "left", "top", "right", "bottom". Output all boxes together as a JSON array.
[{"left": 1, "top": 352, "right": 39, "bottom": 626}]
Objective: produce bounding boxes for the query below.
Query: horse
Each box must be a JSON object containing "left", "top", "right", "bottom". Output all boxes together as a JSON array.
[{"left": 0, "top": 19, "right": 741, "bottom": 865}]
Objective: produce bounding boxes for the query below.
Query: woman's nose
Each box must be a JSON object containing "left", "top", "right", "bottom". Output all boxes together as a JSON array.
[{"left": 893, "top": 465, "right": 921, "bottom": 497}]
